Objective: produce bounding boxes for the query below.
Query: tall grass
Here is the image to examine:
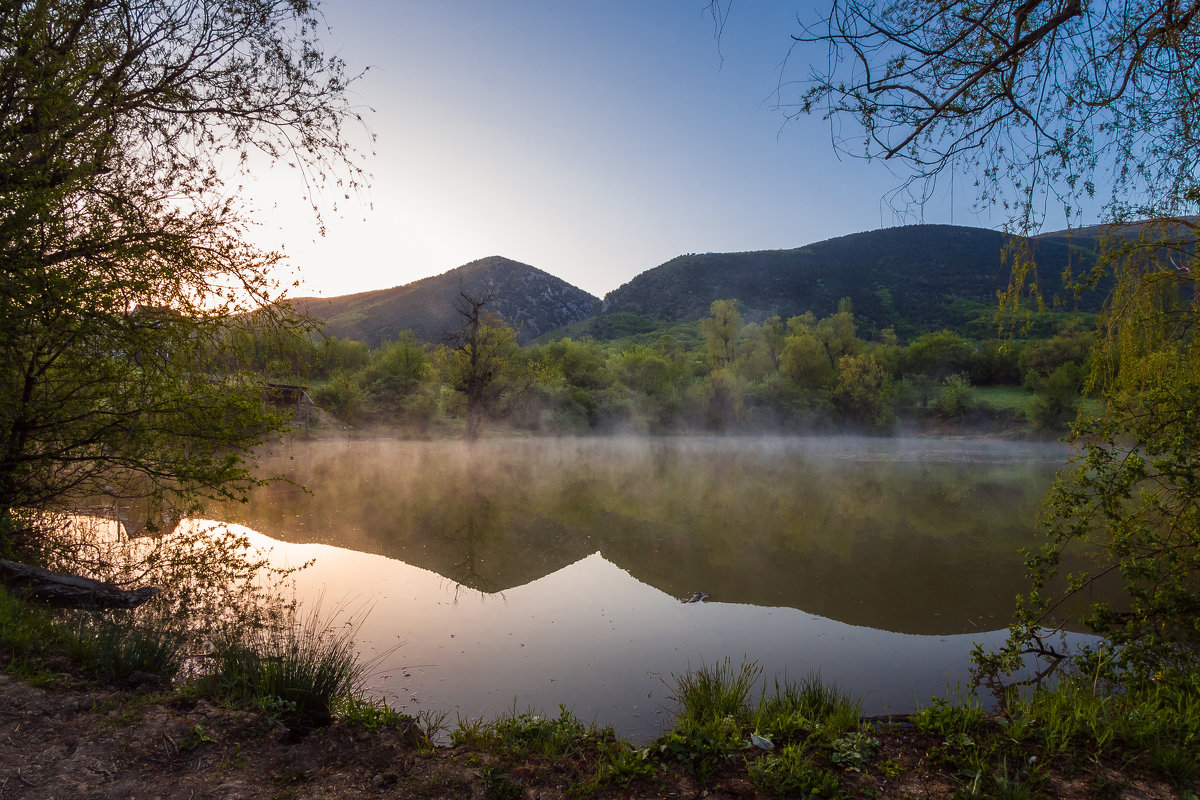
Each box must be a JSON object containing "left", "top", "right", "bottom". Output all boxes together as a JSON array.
[
  {"left": 212, "top": 600, "right": 366, "bottom": 726},
  {"left": 64, "top": 608, "right": 185, "bottom": 680},
  {"left": 667, "top": 657, "right": 762, "bottom": 727}
]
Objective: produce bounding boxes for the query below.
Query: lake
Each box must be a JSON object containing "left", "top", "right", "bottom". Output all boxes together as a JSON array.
[{"left": 208, "top": 435, "right": 1081, "bottom": 740}]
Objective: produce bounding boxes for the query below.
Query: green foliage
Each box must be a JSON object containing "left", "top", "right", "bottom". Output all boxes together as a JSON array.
[
  {"left": 1026, "top": 363, "right": 1083, "bottom": 431},
  {"left": 828, "top": 731, "right": 880, "bottom": 772},
  {"left": 913, "top": 695, "right": 988, "bottom": 737},
  {"left": 64, "top": 609, "right": 184, "bottom": 680},
  {"left": 935, "top": 373, "right": 975, "bottom": 419},
  {"left": 0, "top": 0, "right": 362, "bottom": 552},
  {"left": 0, "top": 584, "right": 69, "bottom": 669},
  {"left": 442, "top": 298, "right": 521, "bottom": 441},
  {"left": 747, "top": 743, "right": 846, "bottom": 798},
  {"left": 700, "top": 298, "right": 743, "bottom": 367},
  {"left": 451, "top": 705, "right": 593, "bottom": 760},
  {"left": 905, "top": 331, "right": 977, "bottom": 380},
  {"left": 754, "top": 674, "right": 862, "bottom": 741},
  {"left": 653, "top": 717, "right": 747, "bottom": 781},
  {"left": 826, "top": 353, "right": 896, "bottom": 429},
  {"left": 312, "top": 370, "right": 365, "bottom": 425}
]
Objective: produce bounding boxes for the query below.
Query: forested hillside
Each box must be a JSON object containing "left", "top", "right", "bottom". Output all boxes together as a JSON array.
[
  {"left": 293, "top": 256, "right": 598, "bottom": 346},
  {"left": 599, "top": 225, "right": 1105, "bottom": 332}
]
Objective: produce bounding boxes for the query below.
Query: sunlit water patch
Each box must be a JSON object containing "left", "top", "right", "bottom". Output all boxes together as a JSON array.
[{"left": 205, "top": 435, "right": 1093, "bottom": 741}]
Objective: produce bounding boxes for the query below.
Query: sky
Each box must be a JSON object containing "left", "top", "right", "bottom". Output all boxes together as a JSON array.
[{"left": 245, "top": 1, "right": 1002, "bottom": 301}]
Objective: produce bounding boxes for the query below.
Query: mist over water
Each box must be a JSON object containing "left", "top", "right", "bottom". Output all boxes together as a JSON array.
[{"left": 212, "top": 435, "right": 1085, "bottom": 740}]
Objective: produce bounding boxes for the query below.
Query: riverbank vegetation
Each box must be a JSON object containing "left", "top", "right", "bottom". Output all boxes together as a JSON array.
[{"left": 2, "top": 598, "right": 1196, "bottom": 798}]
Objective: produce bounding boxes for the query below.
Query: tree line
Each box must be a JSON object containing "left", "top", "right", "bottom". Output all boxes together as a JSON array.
[{"left": 234, "top": 296, "right": 1094, "bottom": 438}]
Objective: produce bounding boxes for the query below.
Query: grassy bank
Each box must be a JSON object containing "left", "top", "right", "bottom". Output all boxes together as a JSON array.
[{"left": 2, "top": 587, "right": 1197, "bottom": 799}]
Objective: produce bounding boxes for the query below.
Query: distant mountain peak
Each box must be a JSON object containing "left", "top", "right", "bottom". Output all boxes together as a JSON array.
[{"left": 295, "top": 257, "right": 598, "bottom": 346}]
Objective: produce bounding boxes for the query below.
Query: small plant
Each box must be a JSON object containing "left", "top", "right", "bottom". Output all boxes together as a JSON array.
[
  {"left": 913, "top": 694, "right": 987, "bottom": 737},
  {"left": 654, "top": 716, "right": 746, "bottom": 782},
  {"left": 829, "top": 731, "right": 880, "bottom": 772},
  {"left": 748, "top": 742, "right": 845, "bottom": 797},
  {"left": 178, "top": 724, "right": 216, "bottom": 751},
  {"left": 479, "top": 766, "right": 523, "bottom": 800},
  {"left": 594, "top": 742, "right": 657, "bottom": 788}
]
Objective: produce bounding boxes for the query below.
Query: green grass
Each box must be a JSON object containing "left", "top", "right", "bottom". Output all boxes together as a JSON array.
[
  {"left": 0, "top": 585, "right": 71, "bottom": 680},
  {"left": 747, "top": 743, "right": 845, "bottom": 798},
  {"left": 667, "top": 656, "right": 761, "bottom": 728},
  {"left": 451, "top": 703, "right": 594, "bottom": 759},
  {"left": 755, "top": 673, "right": 863, "bottom": 741},
  {"left": 972, "top": 385, "right": 1035, "bottom": 414}
]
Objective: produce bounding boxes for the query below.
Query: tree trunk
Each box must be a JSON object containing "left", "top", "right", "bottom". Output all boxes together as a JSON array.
[{"left": 0, "top": 559, "right": 162, "bottom": 609}]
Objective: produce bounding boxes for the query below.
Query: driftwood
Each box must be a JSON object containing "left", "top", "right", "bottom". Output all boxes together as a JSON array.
[{"left": 0, "top": 559, "right": 162, "bottom": 609}]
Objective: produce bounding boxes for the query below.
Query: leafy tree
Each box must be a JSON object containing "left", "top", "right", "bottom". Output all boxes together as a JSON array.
[
  {"left": 700, "top": 298, "right": 743, "bottom": 367},
  {"left": 904, "top": 331, "right": 977, "bottom": 381},
  {"left": 0, "top": 0, "right": 363, "bottom": 553},
  {"left": 610, "top": 344, "right": 689, "bottom": 431},
  {"left": 933, "top": 374, "right": 974, "bottom": 419},
  {"left": 780, "top": 327, "right": 833, "bottom": 389},
  {"left": 318, "top": 337, "right": 371, "bottom": 378},
  {"left": 312, "top": 371, "right": 366, "bottom": 426},
  {"left": 1026, "top": 362, "right": 1083, "bottom": 431},
  {"left": 826, "top": 353, "right": 895, "bottom": 429}
]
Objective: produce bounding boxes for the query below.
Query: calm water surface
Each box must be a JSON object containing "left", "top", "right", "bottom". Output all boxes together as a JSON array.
[{"left": 209, "top": 435, "right": 1079, "bottom": 740}]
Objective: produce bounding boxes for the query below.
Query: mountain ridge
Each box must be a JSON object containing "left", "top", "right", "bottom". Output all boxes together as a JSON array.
[{"left": 295, "top": 224, "right": 1113, "bottom": 346}]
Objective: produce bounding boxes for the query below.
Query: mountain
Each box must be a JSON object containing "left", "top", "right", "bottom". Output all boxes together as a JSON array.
[
  {"left": 293, "top": 256, "right": 599, "bottom": 346},
  {"left": 599, "top": 224, "right": 1106, "bottom": 331}
]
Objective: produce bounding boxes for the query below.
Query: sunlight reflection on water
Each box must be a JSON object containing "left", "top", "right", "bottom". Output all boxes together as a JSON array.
[{"left": 181, "top": 521, "right": 1030, "bottom": 741}]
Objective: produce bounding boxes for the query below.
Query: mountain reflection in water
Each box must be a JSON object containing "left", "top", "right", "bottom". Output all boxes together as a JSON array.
[{"left": 209, "top": 436, "right": 1085, "bottom": 740}]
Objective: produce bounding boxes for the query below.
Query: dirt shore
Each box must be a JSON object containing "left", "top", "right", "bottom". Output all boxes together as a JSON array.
[{"left": 2, "top": 671, "right": 1194, "bottom": 800}]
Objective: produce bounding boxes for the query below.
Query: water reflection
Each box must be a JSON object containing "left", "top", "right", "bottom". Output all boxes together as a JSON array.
[
  {"left": 227, "top": 436, "right": 1070, "bottom": 635},
  {"left": 208, "top": 436, "right": 1092, "bottom": 740}
]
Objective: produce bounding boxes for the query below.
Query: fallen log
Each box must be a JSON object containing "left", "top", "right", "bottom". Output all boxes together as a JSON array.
[{"left": 0, "top": 559, "right": 162, "bottom": 609}]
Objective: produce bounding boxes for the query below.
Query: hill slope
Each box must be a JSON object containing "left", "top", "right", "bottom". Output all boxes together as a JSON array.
[
  {"left": 600, "top": 224, "right": 1104, "bottom": 331},
  {"left": 294, "top": 256, "right": 598, "bottom": 346}
]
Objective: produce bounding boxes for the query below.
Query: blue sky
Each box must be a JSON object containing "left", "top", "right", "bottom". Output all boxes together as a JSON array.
[{"left": 248, "top": 1, "right": 1001, "bottom": 300}]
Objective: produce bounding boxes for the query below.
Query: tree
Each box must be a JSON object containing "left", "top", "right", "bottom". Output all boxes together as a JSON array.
[
  {"left": 0, "top": 0, "right": 365, "bottom": 554},
  {"left": 444, "top": 291, "right": 518, "bottom": 442},
  {"left": 729, "top": 0, "right": 1200, "bottom": 683},
  {"left": 826, "top": 353, "right": 895, "bottom": 429},
  {"left": 700, "top": 298, "right": 743, "bottom": 367},
  {"left": 768, "top": 0, "right": 1199, "bottom": 229}
]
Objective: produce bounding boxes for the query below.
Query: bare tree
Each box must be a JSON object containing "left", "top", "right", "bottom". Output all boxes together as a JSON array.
[
  {"left": 444, "top": 290, "right": 518, "bottom": 442},
  {"left": 724, "top": 0, "right": 1200, "bottom": 228}
]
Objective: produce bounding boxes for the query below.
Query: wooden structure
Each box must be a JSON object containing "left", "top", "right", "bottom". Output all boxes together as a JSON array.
[{"left": 262, "top": 383, "right": 317, "bottom": 431}]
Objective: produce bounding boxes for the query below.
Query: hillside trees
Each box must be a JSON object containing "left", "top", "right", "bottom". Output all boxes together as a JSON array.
[
  {"left": 0, "top": 0, "right": 364, "bottom": 554},
  {"left": 755, "top": 0, "right": 1200, "bottom": 681}
]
